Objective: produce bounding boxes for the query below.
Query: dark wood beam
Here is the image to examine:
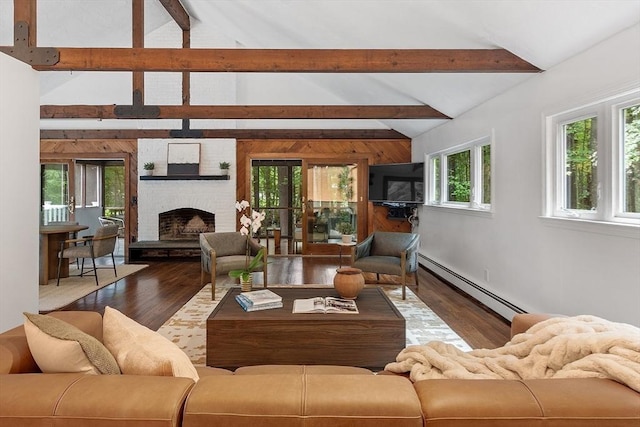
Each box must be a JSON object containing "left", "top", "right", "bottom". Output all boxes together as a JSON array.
[
  {"left": 41, "top": 104, "right": 449, "bottom": 120},
  {"left": 14, "top": 0, "right": 37, "bottom": 46},
  {"left": 29, "top": 48, "right": 541, "bottom": 73},
  {"left": 132, "top": 0, "right": 144, "bottom": 103},
  {"left": 182, "top": 29, "right": 190, "bottom": 106},
  {"left": 1, "top": 1, "right": 58, "bottom": 66},
  {"left": 158, "top": 0, "right": 190, "bottom": 31},
  {"left": 40, "top": 129, "right": 408, "bottom": 140}
]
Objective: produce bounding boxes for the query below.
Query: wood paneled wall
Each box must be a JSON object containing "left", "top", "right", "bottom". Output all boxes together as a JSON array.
[
  {"left": 38, "top": 137, "right": 412, "bottom": 253},
  {"left": 237, "top": 139, "right": 412, "bottom": 234}
]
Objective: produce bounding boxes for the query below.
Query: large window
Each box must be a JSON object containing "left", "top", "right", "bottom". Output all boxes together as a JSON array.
[
  {"left": 622, "top": 103, "right": 640, "bottom": 215},
  {"left": 427, "top": 136, "right": 492, "bottom": 210},
  {"left": 546, "top": 90, "right": 639, "bottom": 225}
]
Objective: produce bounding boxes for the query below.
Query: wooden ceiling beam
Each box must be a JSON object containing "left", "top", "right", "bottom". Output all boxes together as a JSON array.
[
  {"left": 40, "top": 129, "right": 408, "bottom": 140},
  {"left": 158, "top": 0, "right": 190, "bottom": 31},
  {"left": 29, "top": 48, "right": 541, "bottom": 73},
  {"left": 14, "top": 0, "right": 37, "bottom": 46},
  {"left": 132, "top": 0, "right": 145, "bottom": 104},
  {"left": 41, "top": 104, "right": 449, "bottom": 120}
]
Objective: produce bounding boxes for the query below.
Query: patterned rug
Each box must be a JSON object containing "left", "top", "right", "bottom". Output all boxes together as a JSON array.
[{"left": 157, "top": 279, "right": 471, "bottom": 366}]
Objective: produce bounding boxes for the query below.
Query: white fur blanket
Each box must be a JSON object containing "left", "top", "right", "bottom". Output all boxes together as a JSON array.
[{"left": 385, "top": 315, "right": 640, "bottom": 392}]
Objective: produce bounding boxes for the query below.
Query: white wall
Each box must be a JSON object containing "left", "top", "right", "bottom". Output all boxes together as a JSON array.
[
  {"left": 0, "top": 53, "right": 40, "bottom": 331},
  {"left": 136, "top": 20, "right": 239, "bottom": 239},
  {"left": 412, "top": 24, "right": 640, "bottom": 326}
]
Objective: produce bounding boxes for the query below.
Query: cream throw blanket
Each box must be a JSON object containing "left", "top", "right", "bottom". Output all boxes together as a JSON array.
[{"left": 385, "top": 315, "right": 640, "bottom": 392}]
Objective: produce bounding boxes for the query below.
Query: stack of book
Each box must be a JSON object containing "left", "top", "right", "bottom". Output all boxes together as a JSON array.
[{"left": 235, "top": 289, "right": 283, "bottom": 312}]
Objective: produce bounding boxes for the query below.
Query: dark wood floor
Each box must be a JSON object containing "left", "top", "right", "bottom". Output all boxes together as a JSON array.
[{"left": 61, "top": 256, "right": 511, "bottom": 349}]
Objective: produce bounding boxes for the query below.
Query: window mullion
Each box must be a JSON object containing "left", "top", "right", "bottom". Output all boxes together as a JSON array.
[
  {"left": 600, "top": 103, "right": 614, "bottom": 221},
  {"left": 471, "top": 145, "right": 480, "bottom": 208}
]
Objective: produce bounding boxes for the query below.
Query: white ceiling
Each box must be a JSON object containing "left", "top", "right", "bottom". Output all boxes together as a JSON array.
[{"left": 2, "top": 0, "right": 639, "bottom": 138}]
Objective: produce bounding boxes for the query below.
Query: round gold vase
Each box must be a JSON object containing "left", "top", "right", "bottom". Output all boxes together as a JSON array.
[
  {"left": 240, "top": 275, "right": 253, "bottom": 292},
  {"left": 333, "top": 267, "right": 364, "bottom": 300}
]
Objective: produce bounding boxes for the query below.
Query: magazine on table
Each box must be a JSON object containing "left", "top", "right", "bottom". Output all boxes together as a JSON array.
[
  {"left": 292, "top": 296, "right": 359, "bottom": 314},
  {"left": 235, "top": 289, "right": 283, "bottom": 312}
]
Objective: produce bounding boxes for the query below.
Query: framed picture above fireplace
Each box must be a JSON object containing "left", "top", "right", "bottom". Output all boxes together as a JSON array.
[{"left": 167, "top": 143, "right": 200, "bottom": 176}]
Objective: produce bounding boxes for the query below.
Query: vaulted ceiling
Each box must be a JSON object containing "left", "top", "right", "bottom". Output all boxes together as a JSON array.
[{"left": 1, "top": 0, "right": 639, "bottom": 139}]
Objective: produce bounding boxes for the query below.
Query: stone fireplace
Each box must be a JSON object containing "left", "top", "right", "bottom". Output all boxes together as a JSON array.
[{"left": 159, "top": 208, "right": 215, "bottom": 241}]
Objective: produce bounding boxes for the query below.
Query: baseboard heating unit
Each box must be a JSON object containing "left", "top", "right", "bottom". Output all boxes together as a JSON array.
[{"left": 419, "top": 254, "right": 526, "bottom": 320}]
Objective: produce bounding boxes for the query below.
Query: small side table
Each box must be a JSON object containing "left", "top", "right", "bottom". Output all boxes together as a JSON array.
[{"left": 335, "top": 241, "right": 356, "bottom": 268}]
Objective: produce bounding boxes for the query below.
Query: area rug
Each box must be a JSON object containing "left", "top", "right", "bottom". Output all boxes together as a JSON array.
[
  {"left": 157, "top": 279, "right": 471, "bottom": 366},
  {"left": 39, "top": 264, "right": 148, "bottom": 312}
]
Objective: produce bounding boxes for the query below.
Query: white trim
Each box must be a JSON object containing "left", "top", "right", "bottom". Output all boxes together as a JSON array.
[
  {"left": 424, "top": 204, "right": 494, "bottom": 219},
  {"left": 539, "top": 216, "right": 640, "bottom": 240}
]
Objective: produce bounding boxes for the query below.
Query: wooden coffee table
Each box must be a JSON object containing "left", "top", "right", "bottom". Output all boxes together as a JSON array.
[{"left": 206, "top": 287, "right": 405, "bottom": 370}]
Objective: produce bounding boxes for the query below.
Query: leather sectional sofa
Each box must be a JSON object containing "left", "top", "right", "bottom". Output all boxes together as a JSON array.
[{"left": 1, "top": 311, "right": 638, "bottom": 426}]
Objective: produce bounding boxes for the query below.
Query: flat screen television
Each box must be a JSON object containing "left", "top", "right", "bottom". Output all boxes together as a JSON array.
[{"left": 368, "top": 162, "right": 424, "bottom": 204}]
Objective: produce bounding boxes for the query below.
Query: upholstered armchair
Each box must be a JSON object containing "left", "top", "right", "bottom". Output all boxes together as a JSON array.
[
  {"left": 350, "top": 231, "right": 420, "bottom": 300},
  {"left": 200, "top": 232, "right": 268, "bottom": 299},
  {"left": 56, "top": 223, "right": 119, "bottom": 286}
]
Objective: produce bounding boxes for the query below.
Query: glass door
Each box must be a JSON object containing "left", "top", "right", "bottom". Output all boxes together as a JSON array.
[
  {"left": 40, "top": 161, "right": 75, "bottom": 224},
  {"left": 302, "top": 160, "right": 364, "bottom": 255},
  {"left": 251, "top": 160, "right": 303, "bottom": 255}
]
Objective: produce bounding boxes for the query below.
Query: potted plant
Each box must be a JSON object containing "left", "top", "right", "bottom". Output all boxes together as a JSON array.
[
  {"left": 229, "top": 200, "right": 267, "bottom": 291},
  {"left": 143, "top": 162, "right": 155, "bottom": 176},
  {"left": 336, "top": 222, "right": 354, "bottom": 243},
  {"left": 219, "top": 161, "right": 231, "bottom": 175}
]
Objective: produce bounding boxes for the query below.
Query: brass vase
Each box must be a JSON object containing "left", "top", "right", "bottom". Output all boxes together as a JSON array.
[{"left": 240, "top": 275, "right": 253, "bottom": 292}]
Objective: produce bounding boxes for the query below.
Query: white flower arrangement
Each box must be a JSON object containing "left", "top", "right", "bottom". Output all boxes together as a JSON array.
[{"left": 230, "top": 200, "right": 267, "bottom": 282}]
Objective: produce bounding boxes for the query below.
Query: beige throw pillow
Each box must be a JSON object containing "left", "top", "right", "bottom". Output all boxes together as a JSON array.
[
  {"left": 102, "top": 306, "right": 199, "bottom": 381},
  {"left": 23, "top": 312, "right": 120, "bottom": 375}
]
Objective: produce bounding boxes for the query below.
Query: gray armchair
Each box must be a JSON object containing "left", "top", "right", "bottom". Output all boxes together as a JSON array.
[
  {"left": 200, "top": 232, "right": 268, "bottom": 299},
  {"left": 56, "top": 223, "right": 119, "bottom": 286},
  {"left": 350, "top": 231, "right": 420, "bottom": 299}
]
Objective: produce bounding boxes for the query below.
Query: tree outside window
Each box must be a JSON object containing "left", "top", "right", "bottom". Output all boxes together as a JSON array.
[
  {"left": 546, "top": 91, "right": 639, "bottom": 226},
  {"left": 481, "top": 144, "right": 491, "bottom": 205},
  {"left": 427, "top": 136, "right": 491, "bottom": 211},
  {"left": 564, "top": 117, "right": 597, "bottom": 211},
  {"left": 623, "top": 104, "right": 640, "bottom": 214},
  {"left": 447, "top": 150, "right": 471, "bottom": 202}
]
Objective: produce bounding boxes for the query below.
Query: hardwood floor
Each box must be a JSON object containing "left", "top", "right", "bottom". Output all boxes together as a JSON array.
[{"left": 62, "top": 256, "right": 511, "bottom": 349}]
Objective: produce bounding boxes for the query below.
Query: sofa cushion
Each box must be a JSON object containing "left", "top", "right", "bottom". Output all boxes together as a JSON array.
[
  {"left": 0, "top": 373, "right": 195, "bottom": 427},
  {"left": 183, "top": 374, "right": 422, "bottom": 427},
  {"left": 23, "top": 312, "right": 120, "bottom": 375},
  {"left": 413, "top": 378, "right": 640, "bottom": 426},
  {"left": 102, "top": 306, "right": 199, "bottom": 381}
]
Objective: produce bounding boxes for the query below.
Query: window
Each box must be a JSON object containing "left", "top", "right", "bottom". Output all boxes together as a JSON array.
[
  {"left": 447, "top": 150, "right": 471, "bottom": 203},
  {"left": 481, "top": 144, "right": 491, "bottom": 205},
  {"left": 622, "top": 104, "right": 640, "bottom": 215},
  {"left": 75, "top": 162, "right": 101, "bottom": 208},
  {"left": 427, "top": 136, "right": 492, "bottom": 210},
  {"left": 546, "top": 90, "right": 639, "bottom": 225}
]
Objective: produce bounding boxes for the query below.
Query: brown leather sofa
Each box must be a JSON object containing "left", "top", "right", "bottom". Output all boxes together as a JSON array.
[{"left": 1, "top": 312, "right": 638, "bottom": 426}]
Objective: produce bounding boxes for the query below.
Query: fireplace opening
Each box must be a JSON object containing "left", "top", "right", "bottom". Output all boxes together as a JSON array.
[{"left": 159, "top": 208, "right": 215, "bottom": 240}]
